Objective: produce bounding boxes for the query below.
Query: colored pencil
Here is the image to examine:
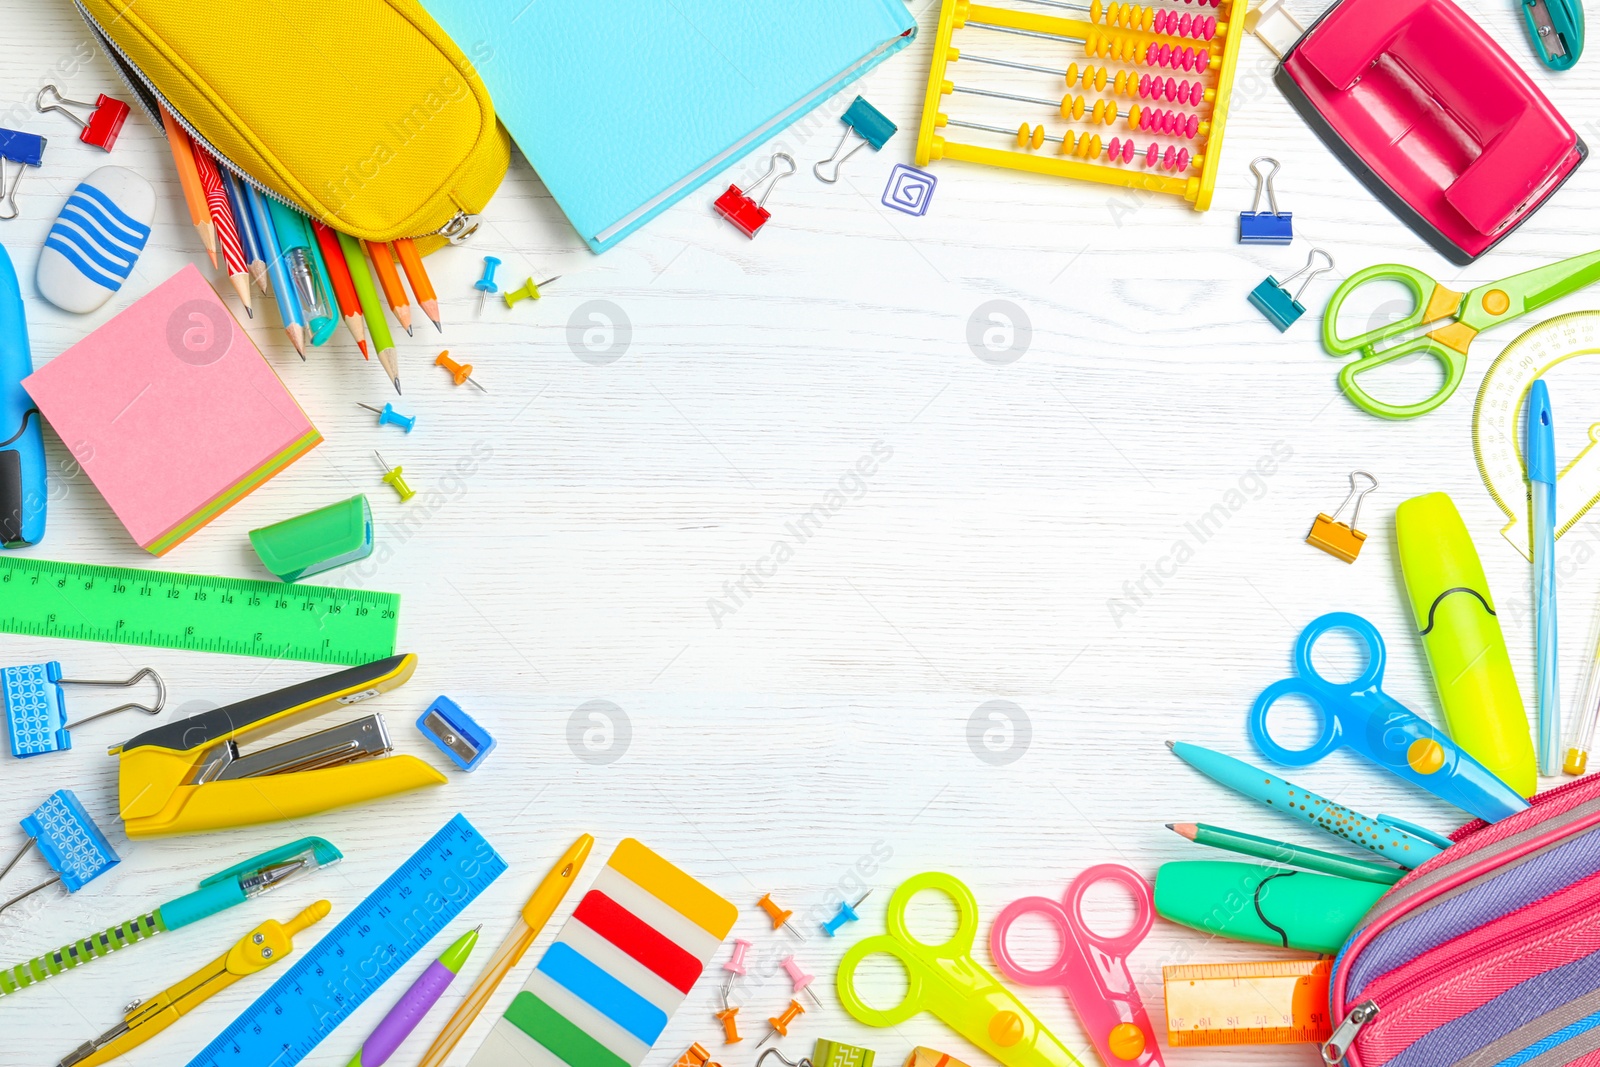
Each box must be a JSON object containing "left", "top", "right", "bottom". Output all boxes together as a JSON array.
[
  {"left": 393, "top": 238, "right": 441, "bottom": 332},
  {"left": 365, "top": 240, "right": 414, "bottom": 336},
  {"left": 192, "top": 147, "right": 251, "bottom": 317},
  {"left": 312, "top": 220, "right": 368, "bottom": 357},
  {"left": 1168, "top": 822, "right": 1405, "bottom": 885},
  {"left": 157, "top": 105, "right": 217, "bottom": 268},
  {"left": 222, "top": 170, "right": 269, "bottom": 298},
  {"left": 243, "top": 182, "right": 306, "bottom": 358},
  {"left": 340, "top": 230, "right": 399, "bottom": 393}
]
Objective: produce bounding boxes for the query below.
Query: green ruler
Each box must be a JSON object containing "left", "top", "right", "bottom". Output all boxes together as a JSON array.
[{"left": 0, "top": 558, "right": 399, "bottom": 665}]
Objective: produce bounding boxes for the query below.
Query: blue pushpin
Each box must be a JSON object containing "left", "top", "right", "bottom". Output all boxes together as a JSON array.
[
  {"left": 821, "top": 890, "right": 872, "bottom": 936},
  {"left": 0, "top": 790, "right": 119, "bottom": 915},
  {"left": 1249, "top": 248, "right": 1333, "bottom": 332},
  {"left": 814, "top": 97, "right": 897, "bottom": 183},
  {"left": 357, "top": 402, "right": 416, "bottom": 433},
  {"left": 473, "top": 256, "right": 502, "bottom": 318},
  {"left": 1238, "top": 156, "right": 1293, "bottom": 245}
]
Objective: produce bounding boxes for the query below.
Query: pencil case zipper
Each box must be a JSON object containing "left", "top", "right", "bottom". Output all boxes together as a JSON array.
[
  {"left": 72, "top": 0, "right": 481, "bottom": 246},
  {"left": 1327, "top": 776, "right": 1600, "bottom": 1066},
  {"left": 1347, "top": 866, "right": 1600, "bottom": 1064}
]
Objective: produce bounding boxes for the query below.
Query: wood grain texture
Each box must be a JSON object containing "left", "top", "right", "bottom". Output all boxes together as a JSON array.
[{"left": 5, "top": 0, "right": 1600, "bottom": 1064}]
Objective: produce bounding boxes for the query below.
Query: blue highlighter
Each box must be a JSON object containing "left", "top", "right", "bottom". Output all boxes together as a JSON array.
[{"left": 0, "top": 241, "right": 44, "bottom": 547}]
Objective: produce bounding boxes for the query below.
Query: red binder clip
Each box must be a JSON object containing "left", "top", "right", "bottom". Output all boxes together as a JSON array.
[
  {"left": 713, "top": 152, "right": 795, "bottom": 238},
  {"left": 36, "top": 85, "right": 130, "bottom": 151}
]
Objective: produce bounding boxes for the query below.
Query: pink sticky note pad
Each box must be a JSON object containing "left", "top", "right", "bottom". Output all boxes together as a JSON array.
[{"left": 23, "top": 264, "right": 320, "bottom": 553}]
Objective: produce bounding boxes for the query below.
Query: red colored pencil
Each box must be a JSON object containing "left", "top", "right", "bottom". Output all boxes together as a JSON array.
[
  {"left": 191, "top": 146, "right": 252, "bottom": 318},
  {"left": 312, "top": 220, "right": 369, "bottom": 357}
]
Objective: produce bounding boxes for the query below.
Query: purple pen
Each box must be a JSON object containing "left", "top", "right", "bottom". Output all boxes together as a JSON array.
[{"left": 345, "top": 925, "right": 480, "bottom": 1067}]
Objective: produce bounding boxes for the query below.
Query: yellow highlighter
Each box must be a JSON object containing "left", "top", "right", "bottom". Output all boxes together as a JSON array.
[
  {"left": 57, "top": 900, "right": 330, "bottom": 1067},
  {"left": 1396, "top": 492, "right": 1538, "bottom": 797}
]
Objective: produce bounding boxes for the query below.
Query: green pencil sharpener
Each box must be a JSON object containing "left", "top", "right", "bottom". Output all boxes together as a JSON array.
[{"left": 249, "top": 495, "right": 374, "bottom": 583}]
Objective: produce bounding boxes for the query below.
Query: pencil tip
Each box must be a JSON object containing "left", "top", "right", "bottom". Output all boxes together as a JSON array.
[
  {"left": 433, "top": 320, "right": 443, "bottom": 333},
  {"left": 404, "top": 325, "right": 414, "bottom": 337}
]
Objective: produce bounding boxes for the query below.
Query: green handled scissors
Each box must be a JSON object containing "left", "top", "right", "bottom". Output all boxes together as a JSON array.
[
  {"left": 1323, "top": 249, "right": 1600, "bottom": 419},
  {"left": 836, "top": 872, "right": 1085, "bottom": 1067}
]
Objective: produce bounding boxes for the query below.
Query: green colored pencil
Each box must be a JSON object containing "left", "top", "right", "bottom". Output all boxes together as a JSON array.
[
  {"left": 336, "top": 229, "right": 400, "bottom": 394},
  {"left": 1168, "top": 822, "right": 1405, "bottom": 885}
]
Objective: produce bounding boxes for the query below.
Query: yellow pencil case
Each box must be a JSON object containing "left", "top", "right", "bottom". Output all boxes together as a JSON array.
[{"left": 74, "top": 0, "right": 509, "bottom": 249}]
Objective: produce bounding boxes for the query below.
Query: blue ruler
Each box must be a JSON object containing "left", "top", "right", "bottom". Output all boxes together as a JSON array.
[{"left": 185, "top": 814, "right": 505, "bottom": 1067}]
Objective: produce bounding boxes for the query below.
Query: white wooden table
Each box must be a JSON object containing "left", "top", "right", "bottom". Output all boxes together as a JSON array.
[{"left": 5, "top": 1, "right": 1600, "bottom": 1064}]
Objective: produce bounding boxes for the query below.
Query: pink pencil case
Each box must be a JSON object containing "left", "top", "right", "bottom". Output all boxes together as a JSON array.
[{"left": 1326, "top": 773, "right": 1600, "bottom": 1066}]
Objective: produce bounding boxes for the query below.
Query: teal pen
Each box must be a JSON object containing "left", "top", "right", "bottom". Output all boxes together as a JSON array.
[
  {"left": 0, "top": 837, "right": 340, "bottom": 996},
  {"left": 243, "top": 182, "right": 307, "bottom": 358},
  {"left": 1529, "top": 378, "right": 1559, "bottom": 775},
  {"left": 266, "top": 199, "right": 335, "bottom": 348},
  {"left": 1167, "top": 740, "right": 1446, "bottom": 867}
]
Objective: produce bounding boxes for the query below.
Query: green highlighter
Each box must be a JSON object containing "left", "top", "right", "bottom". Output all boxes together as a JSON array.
[
  {"left": 1154, "top": 861, "right": 1387, "bottom": 954},
  {"left": 1396, "top": 491, "right": 1537, "bottom": 797}
]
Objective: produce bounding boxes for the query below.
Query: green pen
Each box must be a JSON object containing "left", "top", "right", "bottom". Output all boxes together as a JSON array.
[
  {"left": 1154, "top": 860, "right": 1387, "bottom": 954},
  {"left": 0, "top": 836, "right": 340, "bottom": 997}
]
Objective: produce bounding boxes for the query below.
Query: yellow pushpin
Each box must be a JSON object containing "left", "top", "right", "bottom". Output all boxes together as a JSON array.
[
  {"left": 503, "top": 275, "right": 560, "bottom": 309},
  {"left": 375, "top": 450, "right": 415, "bottom": 503}
]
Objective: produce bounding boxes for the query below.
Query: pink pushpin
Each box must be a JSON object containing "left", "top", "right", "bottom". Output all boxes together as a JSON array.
[
  {"left": 781, "top": 955, "right": 822, "bottom": 1007},
  {"left": 724, "top": 938, "right": 751, "bottom": 977}
]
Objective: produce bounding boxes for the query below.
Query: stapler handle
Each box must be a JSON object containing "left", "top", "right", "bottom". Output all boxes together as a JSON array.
[
  {"left": 0, "top": 240, "right": 45, "bottom": 548},
  {"left": 111, "top": 654, "right": 417, "bottom": 755}
]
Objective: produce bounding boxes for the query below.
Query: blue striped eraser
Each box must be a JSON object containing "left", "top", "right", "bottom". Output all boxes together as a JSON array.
[{"left": 36, "top": 166, "right": 153, "bottom": 314}]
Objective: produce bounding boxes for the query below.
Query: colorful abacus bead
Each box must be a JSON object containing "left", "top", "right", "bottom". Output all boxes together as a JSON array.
[
  {"left": 1144, "top": 41, "right": 1211, "bottom": 71},
  {"left": 1130, "top": 105, "right": 1201, "bottom": 139}
]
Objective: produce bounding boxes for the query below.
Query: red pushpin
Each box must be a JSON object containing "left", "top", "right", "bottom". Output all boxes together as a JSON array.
[
  {"left": 35, "top": 85, "right": 129, "bottom": 151},
  {"left": 713, "top": 152, "right": 794, "bottom": 238}
]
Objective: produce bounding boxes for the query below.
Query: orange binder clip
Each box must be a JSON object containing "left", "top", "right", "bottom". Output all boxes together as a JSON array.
[{"left": 1307, "top": 471, "right": 1378, "bottom": 563}]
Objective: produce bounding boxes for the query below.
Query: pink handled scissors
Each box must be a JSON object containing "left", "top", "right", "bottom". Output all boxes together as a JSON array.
[{"left": 989, "top": 864, "right": 1163, "bottom": 1067}]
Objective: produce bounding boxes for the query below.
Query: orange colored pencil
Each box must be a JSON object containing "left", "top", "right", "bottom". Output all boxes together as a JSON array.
[
  {"left": 393, "top": 238, "right": 441, "bottom": 333},
  {"left": 364, "top": 240, "right": 413, "bottom": 336},
  {"left": 157, "top": 105, "right": 217, "bottom": 268},
  {"left": 312, "top": 220, "right": 369, "bottom": 357}
]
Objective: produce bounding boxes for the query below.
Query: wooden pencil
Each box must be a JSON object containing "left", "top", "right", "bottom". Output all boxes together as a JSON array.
[
  {"left": 364, "top": 240, "right": 413, "bottom": 336},
  {"left": 157, "top": 105, "right": 217, "bottom": 268},
  {"left": 393, "top": 238, "right": 441, "bottom": 333}
]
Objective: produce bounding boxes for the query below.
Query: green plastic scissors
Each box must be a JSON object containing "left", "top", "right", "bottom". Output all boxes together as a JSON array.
[
  {"left": 1322, "top": 249, "right": 1600, "bottom": 419},
  {"left": 836, "top": 872, "right": 1085, "bottom": 1067}
]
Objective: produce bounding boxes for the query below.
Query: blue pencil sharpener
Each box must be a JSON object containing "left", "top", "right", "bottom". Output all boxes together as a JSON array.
[{"left": 416, "top": 696, "right": 495, "bottom": 772}]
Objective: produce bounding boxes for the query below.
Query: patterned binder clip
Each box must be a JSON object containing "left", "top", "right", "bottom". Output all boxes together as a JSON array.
[{"left": 0, "top": 790, "right": 119, "bottom": 916}]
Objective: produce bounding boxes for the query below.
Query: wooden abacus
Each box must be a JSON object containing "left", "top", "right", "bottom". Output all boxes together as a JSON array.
[{"left": 917, "top": 0, "right": 1245, "bottom": 209}]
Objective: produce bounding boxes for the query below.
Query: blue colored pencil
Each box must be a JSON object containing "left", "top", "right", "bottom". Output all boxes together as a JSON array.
[
  {"left": 221, "top": 170, "right": 266, "bottom": 300},
  {"left": 242, "top": 182, "right": 306, "bottom": 358}
]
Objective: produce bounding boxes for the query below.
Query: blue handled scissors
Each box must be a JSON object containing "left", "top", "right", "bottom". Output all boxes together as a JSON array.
[
  {"left": 1251, "top": 612, "right": 1529, "bottom": 823},
  {"left": 1322, "top": 249, "right": 1600, "bottom": 419}
]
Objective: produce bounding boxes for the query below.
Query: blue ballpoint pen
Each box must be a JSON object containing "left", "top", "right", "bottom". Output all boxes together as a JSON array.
[
  {"left": 241, "top": 181, "right": 307, "bottom": 359},
  {"left": 1529, "top": 379, "right": 1559, "bottom": 775}
]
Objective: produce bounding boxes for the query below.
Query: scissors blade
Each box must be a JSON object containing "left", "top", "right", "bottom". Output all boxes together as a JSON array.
[{"left": 1462, "top": 248, "right": 1600, "bottom": 330}]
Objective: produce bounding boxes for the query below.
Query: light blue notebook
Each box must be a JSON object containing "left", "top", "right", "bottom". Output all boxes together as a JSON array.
[{"left": 421, "top": 0, "right": 916, "bottom": 252}]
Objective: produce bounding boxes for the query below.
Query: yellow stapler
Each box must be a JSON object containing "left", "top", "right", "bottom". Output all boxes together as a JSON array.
[{"left": 110, "top": 653, "right": 445, "bottom": 837}]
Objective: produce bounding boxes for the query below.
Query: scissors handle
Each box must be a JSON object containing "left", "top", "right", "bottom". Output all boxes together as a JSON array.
[
  {"left": 837, "top": 871, "right": 980, "bottom": 1027},
  {"left": 836, "top": 933, "right": 927, "bottom": 1027},
  {"left": 1065, "top": 865, "right": 1154, "bottom": 959},
  {"left": 1322, "top": 264, "right": 1469, "bottom": 419},
  {"left": 1251, "top": 613, "right": 1387, "bottom": 767}
]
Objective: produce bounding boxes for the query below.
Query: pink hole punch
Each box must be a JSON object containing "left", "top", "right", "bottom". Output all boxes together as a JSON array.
[
  {"left": 781, "top": 955, "right": 822, "bottom": 1008},
  {"left": 35, "top": 85, "right": 128, "bottom": 152}
]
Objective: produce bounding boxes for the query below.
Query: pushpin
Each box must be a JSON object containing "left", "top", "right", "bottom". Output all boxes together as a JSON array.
[
  {"left": 1238, "top": 156, "right": 1293, "bottom": 244},
  {"left": 781, "top": 955, "right": 823, "bottom": 1008},
  {"left": 0, "top": 128, "right": 46, "bottom": 221},
  {"left": 1248, "top": 247, "right": 1333, "bottom": 331},
  {"left": 0, "top": 790, "right": 119, "bottom": 916},
  {"left": 757, "top": 893, "right": 807, "bottom": 941},
  {"left": 757, "top": 1000, "right": 805, "bottom": 1048},
  {"left": 725, "top": 937, "right": 752, "bottom": 976},
  {"left": 814, "top": 97, "right": 898, "bottom": 183},
  {"left": 714, "top": 153, "right": 795, "bottom": 238},
  {"left": 358, "top": 402, "right": 416, "bottom": 433},
  {"left": 435, "top": 350, "right": 488, "bottom": 393},
  {"left": 473, "top": 256, "right": 501, "bottom": 317},
  {"left": 821, "top": 890, "right": 872, "bottom": 936},
  {"left": 716, "top": 1005, "right": 742, "bottom": 1044},
  {"left": 504, "top": 275, "right": 560, "bottom": 309},
  {"left": 375, "top": 451, "right": 415, "bottom": 503},
  {"left": 1307, "top": 471, "right": 1378, "bottom": 563},
  {"left": 35, "top": 85, "right": 129, "bottom": 151}
]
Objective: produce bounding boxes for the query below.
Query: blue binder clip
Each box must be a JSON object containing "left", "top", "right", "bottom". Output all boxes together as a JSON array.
[
  {"left": 2, "top": 662, "right": 165, "bottom": 757},
  {"left": 0, "top": 128, "right": 46, "bottom": 221},
  {"left": 814, "top": 97, "right": 898, "bottom": 183},
  {"left": 417, "top": 695, "right": 495, "bottom": 771},
  {"left": 1249, "top": 248, "right": 1334, "bottom": 331},
  {"left": 0, "top": 789, "right": 119, "bottom": 915},
  {"left": 1239, "top": 156, "right": 1293, "bottom": 245}
]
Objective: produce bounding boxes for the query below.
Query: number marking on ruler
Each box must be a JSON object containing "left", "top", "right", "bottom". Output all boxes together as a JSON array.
[
  {"left": 1163, "top": 959, "right": 1332, "bottom": 1046},
  {"left": 186, "top": 814, "right": 505, "bottom": 1067},
  {"left": 0, "top": 558, "right": 399, "bottom": 665}
]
